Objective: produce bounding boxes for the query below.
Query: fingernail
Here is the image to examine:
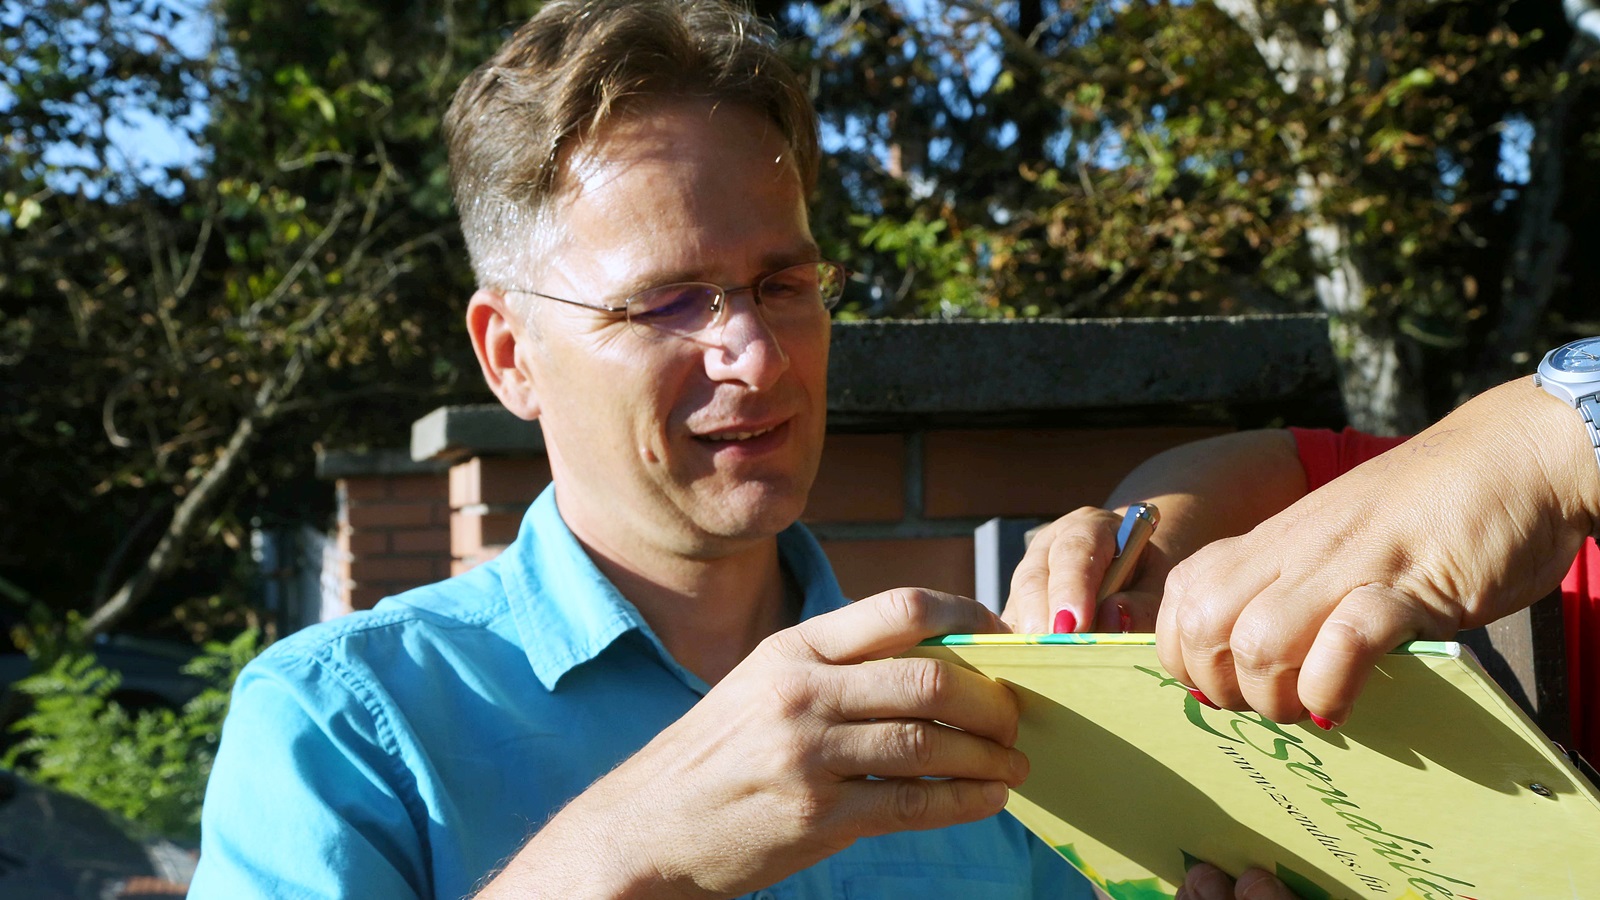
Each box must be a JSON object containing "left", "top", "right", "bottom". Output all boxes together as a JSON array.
[
  {"left": 1117, "top": 602, "right": 1132, "bottom": 633},
  {"left": 1187, "top": 688, "right": 1220, "bottom": 710},
  {"left": 1009, "top": 748, "right": 1031, "bottom": 782},
  {"left": 983, "top": 780, "right": 1010, "bottom": 806},
  {"left": 1051, "top": 608, "right": 1077, "bottom": 634},
  {"left": 1309, "top": 713, "right": 1338, "bottom": 731}
]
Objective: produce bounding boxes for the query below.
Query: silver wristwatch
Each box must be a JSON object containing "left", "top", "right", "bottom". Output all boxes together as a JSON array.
[{"left": 1534, "top": 336, "right": 1600, "bottom": 494}]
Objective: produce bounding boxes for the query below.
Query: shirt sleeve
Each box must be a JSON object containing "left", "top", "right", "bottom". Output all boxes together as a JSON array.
[
  {"left": 1286, "top": 426, "right": 1410, "bottom": 492},
  {"left": 187, "top": 651, "right": 427, "bottom": 900},
  {"left": 1565, "top": 537, "right": 1600, "bottom": 767}
]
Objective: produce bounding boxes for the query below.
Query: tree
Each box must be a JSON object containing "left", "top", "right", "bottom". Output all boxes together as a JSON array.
[
  {"left": 797, "top": 0, "right": 1588, "bottom": 433},
  {"left": 1, "top": 0, "right": 543, "bottom": 641}
]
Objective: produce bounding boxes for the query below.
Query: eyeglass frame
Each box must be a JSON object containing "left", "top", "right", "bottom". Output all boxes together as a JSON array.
[{"left": 502, "top": 260, "right": 847, "bottom": 340}]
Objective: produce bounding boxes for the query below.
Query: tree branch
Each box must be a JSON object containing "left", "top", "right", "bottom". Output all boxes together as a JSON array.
[{"left": 82, "top": 349, "right": 308, "bottom": 637}]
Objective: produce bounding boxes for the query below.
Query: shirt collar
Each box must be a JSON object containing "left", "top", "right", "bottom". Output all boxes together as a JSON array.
[{"left": 500, "top": 486, "right": 847, "bottom": 693}]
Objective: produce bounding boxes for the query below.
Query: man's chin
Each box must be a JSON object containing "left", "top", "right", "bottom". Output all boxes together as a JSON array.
[{"left": 688, "top": 483, "right": 809, "bottom": 544}]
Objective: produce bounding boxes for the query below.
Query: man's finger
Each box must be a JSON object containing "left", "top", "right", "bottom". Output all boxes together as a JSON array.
[
  {"left": 1181, "top": 861, "right": 1238, "bottom": 900},
  {"left": 782, "top": 588, "right": 1005, "bottom": 666},
  {"left": 833, "top": 776, "right": 1012, "bottom": 838},
  {"left": 819, "top": 719, "right": 1029, "bottom": 785},
  {"left": 825, "top": 656, "right": 1021, "bottom": 745}
]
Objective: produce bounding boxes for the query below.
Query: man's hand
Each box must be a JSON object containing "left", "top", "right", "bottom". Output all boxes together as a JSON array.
[
  {"left": 1157, "top": 379, "right": 1600, "bottom": 728},
  {"left": 479, "top": 589, "right": 1026, "bottom": 899},
  {"left": 1178, "top": 863, "right": 1299, "bottom": 900}
]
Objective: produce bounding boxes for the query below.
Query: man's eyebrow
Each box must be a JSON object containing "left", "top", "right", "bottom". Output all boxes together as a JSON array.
[
  {"left": 622, "top": 245, "right": 825, "bottom": 293},
  {"left": 763, "top": 243, "right": 824, "bottom": 270}
]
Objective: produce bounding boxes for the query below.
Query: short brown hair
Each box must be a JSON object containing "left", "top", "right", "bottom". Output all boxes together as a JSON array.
[{"left": 443, "top": 0, "right": 819, "bottom": 290}]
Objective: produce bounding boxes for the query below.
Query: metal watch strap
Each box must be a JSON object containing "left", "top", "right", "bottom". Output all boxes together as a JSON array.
[
  {"left": 1583, "top": 394, "right": 1600, "bottom": 481},
  {"left": 1583, "top": 395, "right": 1600, "bottom": 539}
]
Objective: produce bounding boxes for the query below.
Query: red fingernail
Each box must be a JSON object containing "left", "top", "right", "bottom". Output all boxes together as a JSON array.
[
  {"left": 1310, "top": 713, "right": 1337, "bottom": 731},
  {"left": 1117, "top": 603, "right": 1132, "bottom": 633},
  {"left": 1051, "top": 609, "right": 1077, "bottom": 634},
  {"left": 1187, "top": 688, "right": 1220, "bottom": 710}
]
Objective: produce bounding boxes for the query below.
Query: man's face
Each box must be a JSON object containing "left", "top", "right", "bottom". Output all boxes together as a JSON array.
[{"left": 510, "top": 98, "right": 829, "bottom": 561}]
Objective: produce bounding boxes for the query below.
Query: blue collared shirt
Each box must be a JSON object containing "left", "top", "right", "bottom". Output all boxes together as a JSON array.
[{"left": 190, "top": 487, "right": 1091, "bottom": 899}]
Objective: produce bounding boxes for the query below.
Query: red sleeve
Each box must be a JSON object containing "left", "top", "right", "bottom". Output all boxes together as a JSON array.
[
  {"left": 1287, "top": 426, "right": 1411, "bottom": 491},
  {"left": 1566, "top": 538, "right": 1600, "bottom": 766}
]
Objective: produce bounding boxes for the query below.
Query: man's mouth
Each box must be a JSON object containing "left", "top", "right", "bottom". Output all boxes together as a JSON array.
[{"left": 699, "top": 423, "right": 780, "bottom": 442}]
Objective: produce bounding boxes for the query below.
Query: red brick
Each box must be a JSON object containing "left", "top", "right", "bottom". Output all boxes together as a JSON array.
[
  {"left": 345, "top": 501, "right": 439, "bottom": 529},
  {"left": 449, "top": 457, "right": 552, "bottom": 508},
  {"left": 803, "top": 434, "right": 904, "bottom": 523},
  {"left": 348, "top": 557, "right": 439, "bottom": 584},
  {"left": 340, "top": 529, "right": 390, "bottom": 555},
  {"left": 921, "top": 426, "right": 1229, "bottom": 519},
  {"left": 451, "top": 510, "right": 524, "bottom": 558},
  {"left": 341, "top": 476, "right": 390, "bottom": 502},
  {"left": 819, "top": 537, "right": 975, "bottom": 600},
  {"left": 348, "top": 587, "right": 388, "bottom": 612},
  {"left": 387, "top": 472, "right": 449, "bottom": 502},
  {"left": 390, "top": 528, "right": 451, "bottom": 555}
]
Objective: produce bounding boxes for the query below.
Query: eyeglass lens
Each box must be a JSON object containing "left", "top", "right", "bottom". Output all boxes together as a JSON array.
[{"left": 626, "top": 262, "right": 844, "bottom": 338}]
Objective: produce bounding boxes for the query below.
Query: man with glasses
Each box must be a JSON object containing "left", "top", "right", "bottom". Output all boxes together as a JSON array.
[{"left": 187, "top": 2, "right": 1108, "bottom": 898}]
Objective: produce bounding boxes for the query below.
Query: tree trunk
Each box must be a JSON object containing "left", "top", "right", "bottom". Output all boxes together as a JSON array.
[
  {"left": 1301, "top": 174, "right": 1429, "bottom": 433},
  {"left": 1212, "top": 0, "right": 1430, "bottom": 434}
]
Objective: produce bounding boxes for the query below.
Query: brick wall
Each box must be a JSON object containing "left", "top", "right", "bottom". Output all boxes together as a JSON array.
[
  {"left": 333, "top": 470, "right": 453, "bottom": 613},
  {"left": 447, "top": 457, "right": 552, "bottom": 575},
  {"left": 803, "top": 426, "right": 1227, "bottom": 599}
]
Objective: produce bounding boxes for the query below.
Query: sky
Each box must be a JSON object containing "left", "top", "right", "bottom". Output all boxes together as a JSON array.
[
  {"left": 5, "top": 0, "right": 1536, "bottom": 202},
  {"left": 1, "top": 0, "right": 214, "bottom": 198}
]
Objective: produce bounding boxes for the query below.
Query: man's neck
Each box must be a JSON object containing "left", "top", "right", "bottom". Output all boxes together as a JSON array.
[{"left": 566, "top": 519, "right": 798, "bottom": 685}]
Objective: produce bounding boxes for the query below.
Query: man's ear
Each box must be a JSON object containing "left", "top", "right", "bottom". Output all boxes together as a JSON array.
[{"left": 466, "top": 288, "right": 541, "bottom": 421}]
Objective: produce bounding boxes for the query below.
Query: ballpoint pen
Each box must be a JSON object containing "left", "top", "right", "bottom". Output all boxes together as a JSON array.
[{"left": 1096, "top": 502, "right": 1160, "bottom": 631}]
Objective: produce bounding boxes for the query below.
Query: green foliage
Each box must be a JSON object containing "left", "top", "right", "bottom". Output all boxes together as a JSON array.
[
  {"left": 0, "top": 0, "right": 537, "bottom": 635},
  {"left": 3, "top": 630, "right": 262, "bottom": 842},
  {"left": 797, "top": 0, "right": 1596, "bottom": 425}
]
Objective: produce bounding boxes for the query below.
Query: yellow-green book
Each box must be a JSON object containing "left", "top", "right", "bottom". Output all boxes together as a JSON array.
[{"left": 902, "top": 634, "right": 1600, "bottom": 900}]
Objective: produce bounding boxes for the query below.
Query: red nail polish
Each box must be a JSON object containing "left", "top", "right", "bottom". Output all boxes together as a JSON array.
[
  {"left": 1310, "top": 713, "right": 1337, "bottom": 731},
  {"left": 1051, "top": 608, "right": 1077, "bottom": 634},
  {"left": 1117, "top": 603, "right": 1132, "bottom": 633},
  {"left": 1187, "top": 688, "right": 1220, "bottom": 710}
]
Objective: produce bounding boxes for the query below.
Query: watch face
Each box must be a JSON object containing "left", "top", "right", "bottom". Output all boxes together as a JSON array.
[{"left": 1549, "top": 337, "right": 1600, "bottom": 374}]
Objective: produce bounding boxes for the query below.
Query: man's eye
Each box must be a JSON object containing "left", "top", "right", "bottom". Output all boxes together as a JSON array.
[
  {"left": 760, "top": 270, "right": 818, "bottom": 301},
  {"left": 633, "top": 285, "right": 711, "bottom": 321}
]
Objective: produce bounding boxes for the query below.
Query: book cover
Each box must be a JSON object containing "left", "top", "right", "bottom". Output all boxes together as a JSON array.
[{"left": 902, "top": 634, "right": 1600, "bottom": 899}]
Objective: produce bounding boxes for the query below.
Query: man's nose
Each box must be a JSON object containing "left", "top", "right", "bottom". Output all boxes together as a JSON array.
[{"left": 702, "top": 290, "right": 789, "bottom": 389}]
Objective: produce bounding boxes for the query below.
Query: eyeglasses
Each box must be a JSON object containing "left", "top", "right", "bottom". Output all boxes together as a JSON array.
[{"left": 506, "top": 261, "right": 846, "bottom": 340}]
